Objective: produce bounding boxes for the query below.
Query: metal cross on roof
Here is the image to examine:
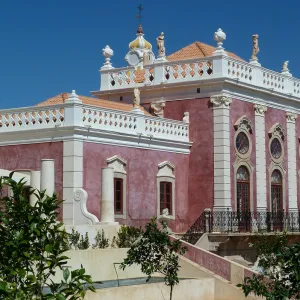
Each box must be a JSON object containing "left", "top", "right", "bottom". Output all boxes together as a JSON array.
[{"left": 136, "top": 4, "right": 143, "bottom": 24}]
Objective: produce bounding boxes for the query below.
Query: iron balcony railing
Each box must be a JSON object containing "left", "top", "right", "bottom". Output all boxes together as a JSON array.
[{"left": 182, "top": 210, "right": 300, "bottom": 245}]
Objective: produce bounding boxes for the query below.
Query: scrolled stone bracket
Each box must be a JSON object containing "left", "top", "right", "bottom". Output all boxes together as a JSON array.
[
  {"left": 254, "top": 103, "right": 267, "bottom": 116},
  {"left": 286, "top": 111, "right": 298, "bottom": 123}
]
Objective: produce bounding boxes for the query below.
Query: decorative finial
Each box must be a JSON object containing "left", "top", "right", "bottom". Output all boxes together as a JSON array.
[
  {"left": 156, "top": 32, "right": 166, "bottom": 58},
  {"left": 136, "top": 4, "right": 143, "bottom": 25},
  {"left": 251, "top": 34, "right": 259, "bottom": 61},
  {"left": 214, "top": 28, "right": 226, "bottom": 49},
  {"left": 66, "top": 90, "right": 82, "bottom": 104},
  {"left": 102, "top": 45, "right": 114, "bottom": 69},
  {"left": 282, "top": 60, "right": 292, "bottom": 77}
]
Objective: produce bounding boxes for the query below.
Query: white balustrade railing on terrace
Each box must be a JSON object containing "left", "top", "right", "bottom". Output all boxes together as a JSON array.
[
  {"left": 0, "top": 103, "right": 189, "bottom": 143},
  {"left": 100, "top": 54, "right": 300, "bottom": 99}
]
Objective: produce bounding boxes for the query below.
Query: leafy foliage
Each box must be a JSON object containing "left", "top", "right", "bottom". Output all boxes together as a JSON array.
[
  {"left": 0, "top": 174, "right": 95, "bottom": 299},
  {"left": 111, "top": 225, "right": 142, "bottom": 248},
  {"left": 92, "top": 230, "right": 109, "bottom": 249},
  {"left": 238, "top": 232, "right": 300, "bottom": 299},
  {"left": 78, "top": 233, "right": 90, "bottom": 250},
  {"left": 120, "top": 218, "right": 187, "bottom": 300}
]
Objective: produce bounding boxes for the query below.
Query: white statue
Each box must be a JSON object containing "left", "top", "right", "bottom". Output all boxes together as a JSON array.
[
  {"left": 282, "top": 61, "right": 289, "bottom": 72},
  {"left": 156, "top": 32, "right": 165, "bottom": 57},
  {"left": 251, "top": 34, "right": 259, "bottom": 61},
  {"left": 183, "top": 112, "right": 189, "bottom": 124},
  {"left": 159, "top": 208, "right": 173, "bottom": 234},
  {"left": 133, "top": 87, "right": 140, "bottom": 108}
]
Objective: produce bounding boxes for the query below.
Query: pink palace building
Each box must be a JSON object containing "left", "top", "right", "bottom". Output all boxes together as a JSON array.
[{"left": 1, "top": 25, "right": 300, "bottom": 234}]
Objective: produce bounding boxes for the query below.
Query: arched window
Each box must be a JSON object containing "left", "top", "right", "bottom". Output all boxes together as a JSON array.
[
  {"left": 271, "top": 170, "right": 283, "bottom": 213},
  {"left": 237, "top": 166, "right": 250, "bottom": 213}
]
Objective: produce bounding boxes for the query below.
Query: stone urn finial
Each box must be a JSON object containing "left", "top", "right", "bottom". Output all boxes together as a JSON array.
[
  {"left": 214, "top": 28, "right": 226, "bottom": 49},
  {"left": 102, "top": 45, "right": 114, "bottom": 67}
]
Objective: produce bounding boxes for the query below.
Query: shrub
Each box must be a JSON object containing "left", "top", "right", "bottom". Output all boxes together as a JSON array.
[
  {"left": 93, "top": 230, "right": 109, "bottom": 249},
  {"left": 112, "top": 225, "right": 142, "bottom": 248},
  {"left": 0, "top": 174, "right": 95, "bottom": 299}
]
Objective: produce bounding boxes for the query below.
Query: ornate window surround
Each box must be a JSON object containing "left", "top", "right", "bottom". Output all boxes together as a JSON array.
[
  {"left": 107, "top": 155, "right": 127, "bottom": 219},
  {"left": 157, "top": 161, "right": 175, "bottom": 219},
  {"left": 233, "top": 115, "right": 254, "bottom": 211},
  {"left": 268, "top": 123, "right": 285, "bottom": 164},
  {"left": 267, "top": 123, "right": 286, "bottom": 210}
]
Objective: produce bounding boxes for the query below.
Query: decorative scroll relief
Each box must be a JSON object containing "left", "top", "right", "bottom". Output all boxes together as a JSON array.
[
  {"left": 210, "top": 96, "right": 232, "bottom": 108},
  {"left": 254, "top": 103, "right": 267, "bottom": 116},
  {"left": 268, "top": 123, "right": 285, "bottom": 140},
  {"left": 286, "top": 112, "right": 298, "bottom": 123},
  {"left": 293, "top": 80, "right": 300, "bottom": 96},
  {"left": 164, "top": 61, "right": 213, "bottom": 81},
  {"left": 107, "top": 155, "right": 127, "bottom": 174},
  {"left": 74, "top": 189, "right": 99, "bottom": 225},
  {"left": 234, "top": 115, "right": 253, "bottom": 133},
  {"left": 82, "top": 108, "right": 137, "bottom": 132},
  {"left": 0, "top": 109, "right": 64, "bottom": 129}
]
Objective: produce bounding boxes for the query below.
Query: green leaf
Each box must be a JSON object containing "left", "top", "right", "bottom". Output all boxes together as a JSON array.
[{"left": 63, "top": 268, "right": 70, "bottom": 282}]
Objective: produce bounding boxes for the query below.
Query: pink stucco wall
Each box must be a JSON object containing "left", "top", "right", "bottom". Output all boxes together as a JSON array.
[
  {"left": 83, "top": 142, "right": 189, "bottom": 232},
  {"left": 265, "top": 108, "right": 288, "bottom": 211},
  {"left": 230, "top": 99, "right": 256, "bottom": 210},
  {"left": 163, "top": 98, "right": 214, "bottom": 226},
  {"left": 0, "top": 142, "right": 63, "bottom": 216}
]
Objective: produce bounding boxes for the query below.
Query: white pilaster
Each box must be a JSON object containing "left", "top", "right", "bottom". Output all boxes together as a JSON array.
[
  {"left": 41, "top": 159, "right": 55, "bottom": 196},
  {"left": 286, "top": 112, "right": 298, "bottom": 212},
  {"left": 211, "top": 96, "right": 232, "bottom": 210},
  {"left": 63, "top": 140, "right": 83, "bottom": 225},
  {"left": 30, "top": 170, "right": 41, "bottom": 206},
  {"left": 100, "top": 167, "right": 115, "bottom": 223},
  {"left": 254, "top": 104, "right": 267, "bottom": 211}
]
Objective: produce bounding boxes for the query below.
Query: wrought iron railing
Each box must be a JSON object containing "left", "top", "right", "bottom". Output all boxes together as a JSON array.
[{"left": 182, "top": 210, "right": 300, "bottom": 245}]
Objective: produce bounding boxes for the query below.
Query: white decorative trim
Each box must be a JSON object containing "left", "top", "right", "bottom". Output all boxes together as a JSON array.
[
  {"left": 157, "top": 162, "right": 175, "bottom": 219},
  {"left": 0, "top": 169, "right": 31, "bottom": 185},
  {"left": 268, "top": 123, "right": 285, "bottom": 140},
  {"left": 233, "top": 160, "right": 254, "bottom": 211},
  {"left": 107, "top": 155, "right": 127, "bottom": 174},
  {"left": 234, "top": 127, "right": 252, "bottom": 160},
  {"left": 210, "top": 96, "right": 232, "bottom": 108},
  {"left": 73, "top": 188, "right": 99, "bottom": 225},
  {"left": 254, "top": 103, "right": 267, "bottom": 116},
  {"left": 286, "top": 112, "right": 298, "bottom": 123},
  {"left": 107, "top": 155, "right": 127, "bottom": 219}
]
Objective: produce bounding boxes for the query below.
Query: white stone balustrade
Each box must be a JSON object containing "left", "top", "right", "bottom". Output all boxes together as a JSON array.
[
  {"left": 0, "top": 103, "right": 189, "bottom": 143},
  {"left": 99, "top": 55, "right": 300, "bottom": 99}
]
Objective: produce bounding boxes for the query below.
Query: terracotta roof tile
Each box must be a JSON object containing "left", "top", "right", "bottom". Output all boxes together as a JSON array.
[
  {"left": 37, "top": 93, "right": 151, "bottom": 115},
  {"left": 167, "top": 41, "right": 244, "bottom": 62}
]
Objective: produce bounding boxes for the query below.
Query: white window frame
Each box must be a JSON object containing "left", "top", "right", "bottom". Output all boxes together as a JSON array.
[
  {"left": 157, "top": 161, "right": 175, "bottom": 219},
  {"left": 107, "top": 155, "right": 127, "bottom": 219}
]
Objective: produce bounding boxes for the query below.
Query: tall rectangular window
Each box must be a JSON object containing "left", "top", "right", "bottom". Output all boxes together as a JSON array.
[
  {"left": 160, "top": 181, "right": 172, "bottom": 214},
  {"left": 114, "top": 178, "right": 123, "bottom": 215}
]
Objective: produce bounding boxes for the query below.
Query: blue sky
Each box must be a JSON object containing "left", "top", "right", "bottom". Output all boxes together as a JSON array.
[{"left": 0, "top": 0, "right": 298, "bottom": 109}]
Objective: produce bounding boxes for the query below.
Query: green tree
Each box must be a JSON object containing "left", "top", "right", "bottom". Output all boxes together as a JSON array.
[
  {"left": 0, "top": 174, "right": 95, "bottom": 299},
  {"left": 120, "top": 218, "right": 187, "bottom": 300},
  {"left": 238, "top": 232, "right": 300, "bottom": 299}
]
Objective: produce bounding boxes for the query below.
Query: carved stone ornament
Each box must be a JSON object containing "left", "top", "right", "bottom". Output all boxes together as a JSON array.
[
  {"left": 234, "top": 115, "right": 253, "bottom": 132},
  {"left": 156, "top": 32, "right": 166, "bottom": 57},
  {"left": 214, "top": 28, "right": 226, "bottom": 49},
  {"left": 102, "top": 45, "right": 114, "bottom": 67},
  {"left": 286, "top": 112, "right": 298, "bottom": 123},
  {"left": 107, "top": 155, "right": 127, "bottom": 174},
  {"left": 133, "top": 87, "right": 140, "bottom": 108},
  {"left": 183, "top": 112, "right": 189, "bottom": 124},
  {"left": 282, "top": 61, "right": 289, "bottom": 72},
  {"left": 150, "top": 100, "right": 166, "bottom": 117},
  {"left": 157, "top": 161, "right": 175, "bottom": 178},
  {"left": 251, "top": 34, "right": 259, "bottom": 61},
  {"left": 254, "top": 103, "right": 267, "bottom": 116},
  {"left": 268, "top": 123, "right": 285, "bottom": 140},
  {"left": 210, "top": 96, "right": 232, "bottom": 108}
]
